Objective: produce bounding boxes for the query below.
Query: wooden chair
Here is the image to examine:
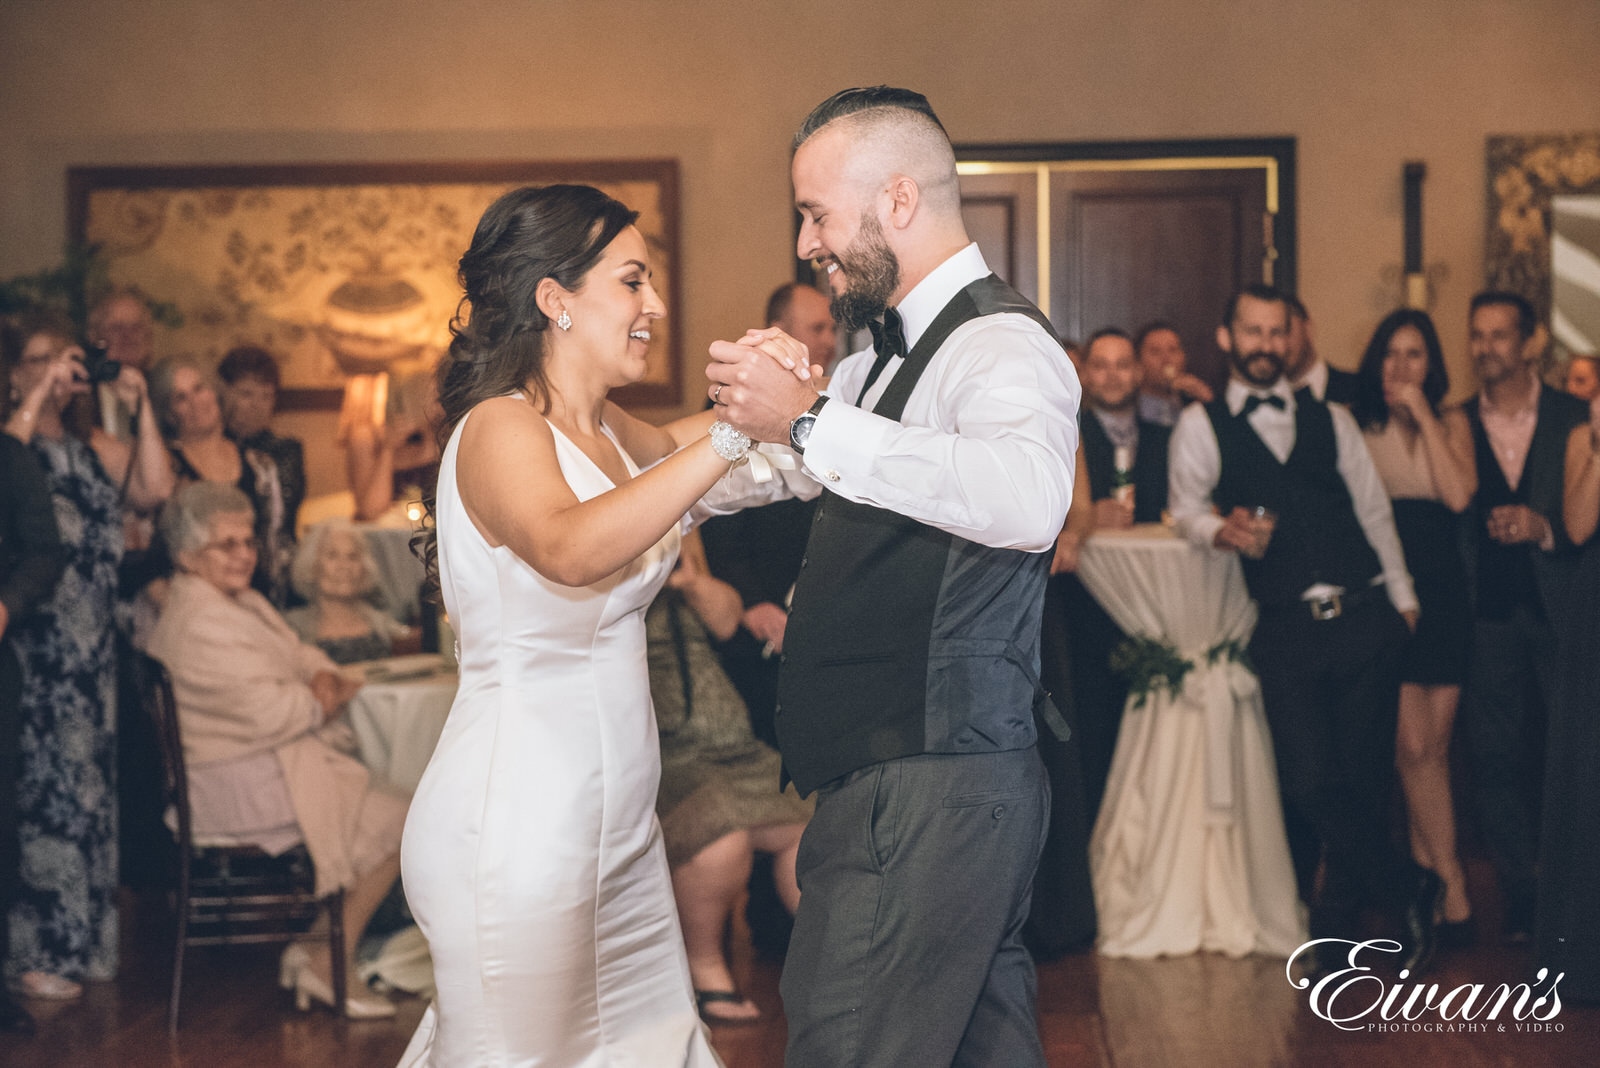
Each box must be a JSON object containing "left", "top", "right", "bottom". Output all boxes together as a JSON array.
[{"left": 132, "top": 651, "right": 346, "bottom": 1033}]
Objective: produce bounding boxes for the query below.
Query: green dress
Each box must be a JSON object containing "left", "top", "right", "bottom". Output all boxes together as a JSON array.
[{"left": 646, "top": 590, "right": 811, "bottom": 867}]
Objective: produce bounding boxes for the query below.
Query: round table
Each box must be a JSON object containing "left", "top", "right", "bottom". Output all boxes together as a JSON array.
[
  {"left": 345, "top": 655, "right": 457, "bottom": 795},
  {"left": 1077, "top": 524, "right": 1304, "bottom": 959}
]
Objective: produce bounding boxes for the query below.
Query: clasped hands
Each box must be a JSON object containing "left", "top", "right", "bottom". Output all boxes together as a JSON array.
[{"left": 706, "top": 328, "right": 827, "bottom": 444}]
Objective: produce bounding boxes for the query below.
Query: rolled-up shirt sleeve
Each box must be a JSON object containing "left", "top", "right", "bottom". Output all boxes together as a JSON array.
[{"left": 798, "top": 316, "right": 1079, "bottom": 552}]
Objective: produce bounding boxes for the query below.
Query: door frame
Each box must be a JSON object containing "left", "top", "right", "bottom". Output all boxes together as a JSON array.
[{"left": 951, "top": 137, "right": 1297, "bottom": 319}]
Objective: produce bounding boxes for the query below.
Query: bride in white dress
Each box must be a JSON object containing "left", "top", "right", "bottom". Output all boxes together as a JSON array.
[{"left": 398, "top": 185, "right": 767, "bottom": 1066}]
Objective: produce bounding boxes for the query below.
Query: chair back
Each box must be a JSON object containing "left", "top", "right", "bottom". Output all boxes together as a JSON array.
[{"left": 133, "top": 650, "right": 194, "bottom": 856}]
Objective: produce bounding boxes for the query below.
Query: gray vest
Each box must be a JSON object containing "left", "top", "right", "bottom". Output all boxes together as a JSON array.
[{"left": 776, "top": 275, "right": 1068, "bottom": 795}]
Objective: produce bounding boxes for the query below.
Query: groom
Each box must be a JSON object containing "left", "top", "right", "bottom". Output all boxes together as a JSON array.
[{"left": 706, "top": 87, "right": 1080, "bottom": 1068}]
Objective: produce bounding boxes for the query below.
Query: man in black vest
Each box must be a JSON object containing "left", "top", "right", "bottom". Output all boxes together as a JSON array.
[
  {"left": 1458, "top": 290, "right": 1588, "bottom": 943},
  {"left": 705, "top": 86, "right": 1078, "bottom": 1067},
  {"left": 1168, "top": 284, "right": 1440, "bottom": 975}
]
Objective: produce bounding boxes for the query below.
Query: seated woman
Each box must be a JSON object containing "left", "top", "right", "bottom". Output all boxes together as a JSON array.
[
  {"left": 284, "top": 522, "right": 418, "bottom": 665},
  {"left": 147, "top": 482, "right": 407, "bottom": 1019},
  {"left": 647, "top": 530, "right": 809, "bottom": 1026},
  {"left": 148, "top": 356, "right": 291, "bottom": 606}
]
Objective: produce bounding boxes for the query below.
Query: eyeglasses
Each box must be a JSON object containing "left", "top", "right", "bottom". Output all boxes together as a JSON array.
[{"left": 202, "top": 536, "right": 259, "bottom": 556}]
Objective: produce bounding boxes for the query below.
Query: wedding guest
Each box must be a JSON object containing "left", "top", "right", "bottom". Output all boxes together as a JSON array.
[
  {"left": 1565, "top": 354, "right": 1599, "bottom": 402},
  {"left": 1285, "top": 295, "right": 1359, "bottom": 405},
  {"left": 219, "top": 345, "right": 306, "bottom": 533},
  {"left": 765, "top": 282, "right": 841, "bottom": 375},
  {"left": 1350, "top": 309, "right": 1477, "bottom": 941},
  {"left": 1458, "top": 291, "right": 1588, "bottom": 943},
  {"left": 1135, "top": 320, "right": 1213, "bottom": 426},
  {"left": 647, "top": 531, "right": 808, "bottom": 1025},
  {"left": 86, "top": 289, "right": 157, "bottom": 442},
  {"left": 1, "top": 313, "right": 163, "bottom": 999},
  {"left": 1168, "top": 284, "right": 1436, "bottom": 976},
  {"left": 344, "top": 369, "right": 442, "bottom": 522},
  {"left": 0, "top": 427, "right": 64, "bottom": 1032},
  {"left": 1541, "top": 392, "right": 1600, "bottom": 1002},
  {"left": 284, "top": 521, "right": 418, "bottom": 664},
  {"left": 148, "top": 482, "right": 405, "bottom": 1018},
  {"left": 149, "top": 355, "right": 291, "bottom": 605}
]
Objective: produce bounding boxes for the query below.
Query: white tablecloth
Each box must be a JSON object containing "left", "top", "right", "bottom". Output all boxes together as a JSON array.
[
  {"left": 1077, "top": 524, "right": 1304, "bottom": 959},
  {"left": 346, "top": 656, "right": 457, "bottom": 795}
]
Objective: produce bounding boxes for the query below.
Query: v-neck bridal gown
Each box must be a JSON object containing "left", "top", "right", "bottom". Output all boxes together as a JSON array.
[{"left": 398, "top": 402, "right": 720, "bottom": 1067}]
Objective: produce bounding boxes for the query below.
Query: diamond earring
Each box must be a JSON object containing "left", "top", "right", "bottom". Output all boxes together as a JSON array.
[{"left": 556, "top": 310, "right": 572, "bottom": 331}]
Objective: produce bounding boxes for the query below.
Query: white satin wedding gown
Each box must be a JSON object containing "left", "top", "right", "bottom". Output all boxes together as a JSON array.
[{"left": 398, "top": 403, "right": 720, "bottom": 1066}]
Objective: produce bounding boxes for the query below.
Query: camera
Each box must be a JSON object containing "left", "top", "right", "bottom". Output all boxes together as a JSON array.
[{"left": 81, "top": 342, "right": 122, "bottom": 385}]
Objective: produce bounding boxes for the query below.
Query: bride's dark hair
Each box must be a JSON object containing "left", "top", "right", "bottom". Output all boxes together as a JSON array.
[{"left": 414, "top": 184, "right": 639, "bottom": 600}]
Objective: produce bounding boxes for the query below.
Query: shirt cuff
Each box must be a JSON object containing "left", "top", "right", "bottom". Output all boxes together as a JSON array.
[
  {"left": 1177, "top": 512, "right": 1226, "bottom": 551},
  {"left": 799, "top": 400, "right": 889, "bottom": 489}
]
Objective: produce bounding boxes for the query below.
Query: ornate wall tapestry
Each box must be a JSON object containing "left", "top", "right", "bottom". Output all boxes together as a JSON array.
[{"left": 68, "top": 161, "right": 681, "bottom": 409}]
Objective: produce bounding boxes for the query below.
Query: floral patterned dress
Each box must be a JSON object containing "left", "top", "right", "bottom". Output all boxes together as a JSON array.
[{"left": 6, "top": 433, "right": 123, "bottom": 982}]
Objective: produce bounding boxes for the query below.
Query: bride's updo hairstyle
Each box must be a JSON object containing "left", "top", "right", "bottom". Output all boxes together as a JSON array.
[{"left": 415, "top": 184, "right": 639, "bottom": 597}]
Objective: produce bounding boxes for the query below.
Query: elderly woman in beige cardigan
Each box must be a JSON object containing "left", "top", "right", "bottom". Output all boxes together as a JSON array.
[{"left": 147, "top": 482, "right": 405, "bottom": 1019}]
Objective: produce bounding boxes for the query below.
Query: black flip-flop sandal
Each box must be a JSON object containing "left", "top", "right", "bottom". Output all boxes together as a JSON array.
[{"left": 695, "top": 989, "right": 762, "bottom": 1027}]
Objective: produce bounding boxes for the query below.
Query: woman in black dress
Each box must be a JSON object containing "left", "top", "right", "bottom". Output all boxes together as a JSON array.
[{"left": 1351, "top": 310, "right": 1478, "bottom": 939}]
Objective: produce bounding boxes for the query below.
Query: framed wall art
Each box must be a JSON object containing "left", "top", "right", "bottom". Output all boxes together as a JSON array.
[{"left": 68, "top": 159, "right": 681, "bottom": 409}]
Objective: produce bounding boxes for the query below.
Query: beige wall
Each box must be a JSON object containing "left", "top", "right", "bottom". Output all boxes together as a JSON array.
[{"left": 4, "top": 0, "right": 1598, "bottom": 493}]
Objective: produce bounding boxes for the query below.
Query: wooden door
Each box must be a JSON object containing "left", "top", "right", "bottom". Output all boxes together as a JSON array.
[{"left": 957, "top": 141, "right": 1294, "bottom": 390}]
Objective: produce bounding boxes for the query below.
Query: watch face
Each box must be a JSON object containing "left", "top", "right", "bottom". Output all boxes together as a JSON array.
[{"left": 791, "top": 413, "right": 815, "bottom": 451}]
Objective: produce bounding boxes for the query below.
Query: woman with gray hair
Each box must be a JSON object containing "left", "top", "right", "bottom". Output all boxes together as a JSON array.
[
  {"left": 147, "top": 482, "right": 407, "bottom": 1018},
  {"left": 148, "top": 355, "right": 291, "bottom": 605},
  {"left": 283, "top": 522, "right": 417, "bottom": 664}
]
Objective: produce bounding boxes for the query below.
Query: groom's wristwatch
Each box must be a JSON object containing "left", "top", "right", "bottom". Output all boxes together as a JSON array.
[{"left": 788, "top": 395, "right": 829, "bottom": 454}]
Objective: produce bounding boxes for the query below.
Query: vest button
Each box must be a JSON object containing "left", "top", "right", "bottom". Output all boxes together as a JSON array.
[
  {"left": 992, "top": 805, "right": 1006, "bottom": 820},
  {"left": 800, "top": 557, "right": 808, "bottom": 568}
]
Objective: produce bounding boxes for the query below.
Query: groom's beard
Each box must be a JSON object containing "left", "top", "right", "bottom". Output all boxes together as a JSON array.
[{"left": 830, "top": 216, "right": 901, "bottom": 334}]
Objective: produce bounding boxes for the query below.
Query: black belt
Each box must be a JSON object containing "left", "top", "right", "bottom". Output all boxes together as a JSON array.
[{"left": 1258, "top": 581, "right": 1387, "bottom": 622}]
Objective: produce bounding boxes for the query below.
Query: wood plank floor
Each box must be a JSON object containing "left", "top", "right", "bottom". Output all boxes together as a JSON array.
[{"left": 4, "top": 856, "right": 1595, "bottom": 1067}]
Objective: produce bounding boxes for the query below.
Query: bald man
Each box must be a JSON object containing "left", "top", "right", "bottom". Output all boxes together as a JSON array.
[
  {"left": 705, "top": 86, "right": 1078, "bottom": 1067},
  {"left": 766, "top": 281, "right": 841, "bottom": 373}
]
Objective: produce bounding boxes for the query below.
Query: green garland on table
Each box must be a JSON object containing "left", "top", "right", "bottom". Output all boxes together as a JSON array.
[{"left": 1110, "top": 636, "right": 1254, "bottom": 709}]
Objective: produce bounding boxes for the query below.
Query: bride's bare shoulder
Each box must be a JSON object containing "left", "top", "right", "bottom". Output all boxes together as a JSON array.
[{"left": 457, "top": 395, "right": 553, "bottom": 451}]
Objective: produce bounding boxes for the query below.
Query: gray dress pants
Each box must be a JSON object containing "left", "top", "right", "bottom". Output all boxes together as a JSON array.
[{"left": 780, "top": 746, "right": 1050, "bottom": 1068}]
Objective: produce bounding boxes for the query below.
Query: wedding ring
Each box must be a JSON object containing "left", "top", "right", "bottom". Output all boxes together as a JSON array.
[{"left": 712, "top": 384, "right": 724, "bottom": 404}]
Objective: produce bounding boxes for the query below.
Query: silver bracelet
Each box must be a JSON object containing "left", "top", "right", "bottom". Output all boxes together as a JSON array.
[{"left": 708, "top": 420, "right": 751, "bottom": 463}]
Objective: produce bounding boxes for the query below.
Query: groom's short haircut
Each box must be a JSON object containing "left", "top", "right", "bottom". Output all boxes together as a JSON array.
[
  {"left": 793, "top": 86, "right": 947, "bottom": 151},
  {"left": 792, "top": 86, "right": 961, "bottom": 217}
]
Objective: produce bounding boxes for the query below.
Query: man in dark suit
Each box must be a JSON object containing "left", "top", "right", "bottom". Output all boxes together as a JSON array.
[
  {"left": 1285, "top": 295, "right": 1358, "bottom": 406},
  {"left": 1169, "top": 283, "right": 1439, "bottom": 976},
  {"left": 1080, "top": 327, "right": 1171, "bottom": 527},
  {"left": 1458, "top": 290, "right": 1589, "bottom": 943},
  {"left": 0, "top": 433, "right": 65, "bottom": 1034},
  {"left": 706, "top": 86, "right": 1077, "bottom": 1068},
  {"left": 1066, "top": 327, "right": 1171, "bottom": 815}
]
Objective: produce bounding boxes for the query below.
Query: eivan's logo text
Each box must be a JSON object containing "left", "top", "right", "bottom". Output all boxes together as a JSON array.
[{"left": 1287, "top": 939, "right": 1565, "bottom": 1033}]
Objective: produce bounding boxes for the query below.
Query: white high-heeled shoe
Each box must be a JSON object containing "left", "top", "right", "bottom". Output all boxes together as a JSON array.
[
  {"left": 292, "top": 965, "right": 396, "bottom": 1019},
  {"left": 278, "top": 944, "right": 311, "bottom": 990}
]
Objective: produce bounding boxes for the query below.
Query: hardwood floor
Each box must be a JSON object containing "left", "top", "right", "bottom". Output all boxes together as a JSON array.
[{"left": 4, "top": 860, "right": 1595, "bottom": 1067}]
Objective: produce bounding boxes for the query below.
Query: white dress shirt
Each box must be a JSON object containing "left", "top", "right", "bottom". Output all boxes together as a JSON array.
[
  {"left": 1295, "top": 359, "right": 1330, "bottom": 402},
  {"left": 1167, "top": 378, "right": 1418, "bottom": 614},
  {"left": 700, "top": 244, "right": 1080, "bottom": 553}
]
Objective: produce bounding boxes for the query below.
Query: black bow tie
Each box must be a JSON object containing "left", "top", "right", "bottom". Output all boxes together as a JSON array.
[
  {"left": 859, "top": 307, "right": 907, "bottom": 404},
  {"left": 1240, "top": 393, "right": 1287, "bottom": 417}
]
